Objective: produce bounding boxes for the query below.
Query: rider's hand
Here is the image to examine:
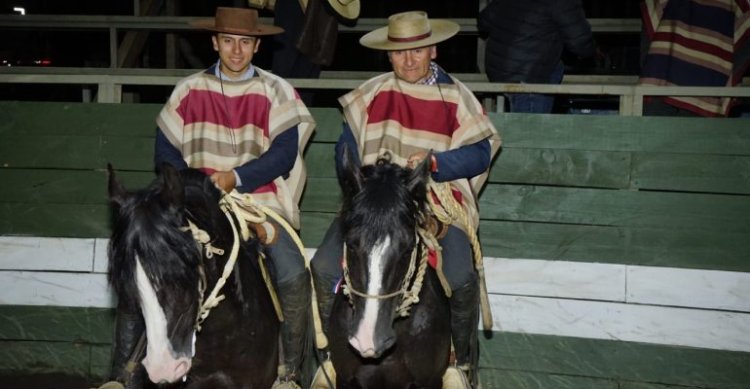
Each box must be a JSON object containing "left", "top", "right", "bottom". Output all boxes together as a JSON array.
[{"left": 210, "top": 170, "right": 237, "bottom": 193}]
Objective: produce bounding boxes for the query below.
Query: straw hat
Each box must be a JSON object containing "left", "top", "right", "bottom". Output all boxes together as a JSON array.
[
  {"left": 189, "top": 7, "right": 283, "bottom": 36},
  {"left": 326, "top": 0, "right": 360, "bottom": 21},
  {"left": 359, "top": 11, "right": 459, "bottom": 51}
]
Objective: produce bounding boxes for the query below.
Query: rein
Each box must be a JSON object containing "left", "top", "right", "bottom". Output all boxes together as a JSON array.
[
  {"left": 180, "top": 196, "right": 243, "bottom": 332},
  {"left": 426, "top": 180, "right": 493, "bottom": 330}
]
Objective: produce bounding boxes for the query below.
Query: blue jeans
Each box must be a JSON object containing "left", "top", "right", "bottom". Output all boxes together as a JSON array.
[{"left": 506, "top": 62, "right": 565, "bottom": 113}]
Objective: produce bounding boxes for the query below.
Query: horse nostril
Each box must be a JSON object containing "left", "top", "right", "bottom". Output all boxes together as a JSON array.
[
  {"left": 174, "top": 360, "right": 191, "bottom": 381},
  {"left": 380, "top": 334, "right": 396, "bottom": 352}
]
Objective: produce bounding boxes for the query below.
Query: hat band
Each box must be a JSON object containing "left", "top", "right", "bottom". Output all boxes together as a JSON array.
[{"left": 387, "top": 31, "right": 432, "bottom": 43}]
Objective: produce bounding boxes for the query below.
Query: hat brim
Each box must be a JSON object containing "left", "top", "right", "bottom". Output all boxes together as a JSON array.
[
  {"left": 189, "top": 18, "right": 283, "bottom": 36},
  {"left": 326, "top": 0, "right": 360, "bottom": 21},
  {"left": 359, "top": 19, "right": 460, "bottom": 50}
]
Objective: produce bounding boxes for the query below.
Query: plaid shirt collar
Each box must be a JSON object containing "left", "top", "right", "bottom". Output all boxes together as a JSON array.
[{"left": 418, "top": 62, "right": 440, "bottom": 85}]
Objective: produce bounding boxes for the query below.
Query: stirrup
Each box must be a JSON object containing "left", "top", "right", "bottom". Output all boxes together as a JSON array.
[
  {"left": 310, "top": 358, "right": 336, "bottom": 389},
  {"left": 442, "top": 364, "right": 472, "bottom": 389},
  {"left": 93, "top": 382, "right": 125, "bottom": 389},
  {"left": 271, "top": 376, "right": 302, "bottom": 389}
]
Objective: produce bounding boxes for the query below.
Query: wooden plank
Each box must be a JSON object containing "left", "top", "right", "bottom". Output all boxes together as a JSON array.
[
  {"left": 479, "top": 332, "right": 750, "bottom": 389},
  {"left": 484, "top": 258, "right": 626, "bottom": 302},
  {"left": 632, "top": 152, "right": 750, "bottom": 194},
  {"left": 490, "top": 147, "right": 631, "bottom": 189},
  {"left": 306, "top": 144, "right": 636, "bottom": 189},
  {"left": 299, "top": 212, "right": 337, "bottom": 248},
  {"left": 6, "top": 236, "right": 749, "bottom": 314},
  {"left": 1, "top": 136, "right": 104, "bottom": 169},
  {"left": 627, "top": 267, "right": 750, "bottom": 312},
  {"left": 489, "top": 295, "right": 750, "bottom": 352},
  {"left": 0, "top": 341, "right": 95, "bottom": 378},
  {"left": 300, "top": 178, "right": 341, "bottom": 213},
  {"left": 0, "top": 204, "right": 111, "bottom": 237},
  {"left": 478, "top": 220, "right": 750, "bottom": 271},
  {"left": 1, "top": 136, "right": 153, "bottom": 170},
  {"left": 478, "top": 369, "right": 619, "bottom": 388},
  {"left": 0, "top": 305, "right": 113, "bottom": 343},
  {"left": 479, "top": 184, "right": 750, "bottom": 232},
  {"left": 308, "top": 107, "right": 343, "bottom": 142},
  {"left": 0, "top": 169, "right": 153, "bottom": 204},
  {"left": 1, "top": 203, "right": 748, "bottom": 271},
  {"left": 490, "top": 113, "right": 750, "bottom": 155},
  {"left": 0, "top": 237, "right": 95, "bottom": 272},
  {"left": 0, "top": 101, "right": 160, "bottom": 136},
  {"left": 304, "top": 143, "right": 338, "bottom": 179},
  {"left": 0, "top": 271, "right": 114, "bottom": 308}
]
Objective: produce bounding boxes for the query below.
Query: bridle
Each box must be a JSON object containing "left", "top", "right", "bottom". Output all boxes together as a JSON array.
[
  {"left": 181, "top": 195, "right": 248, "bottom": 331},
  {"left": 341, "top": 228, "right": 432, "bottom": 318}
]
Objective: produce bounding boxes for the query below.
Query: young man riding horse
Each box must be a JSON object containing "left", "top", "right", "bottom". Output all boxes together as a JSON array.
[
  {"left": 311, "top": 10, "right": 501, "bottom": 388},
  {"left": 110, "top": 7, "right": 315, "bottom": 389}
]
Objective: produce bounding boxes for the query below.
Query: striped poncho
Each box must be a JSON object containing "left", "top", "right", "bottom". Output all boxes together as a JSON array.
[
  {"left": 639, "top": 0, "right": 750, "bottom": 116},
  {"left": 157, "top": 67, "right": 315, "bottom": 228},
  {"left": 339, "top": 72, "right": 501, "bottom": 229}
]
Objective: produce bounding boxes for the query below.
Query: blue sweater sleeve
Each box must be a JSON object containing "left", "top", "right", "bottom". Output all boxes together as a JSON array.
[
  {"left": 154, "top": 128, "right": 188, "bottom": 170},
  {"left": 432, "top": 139, "right": 492, "bottom": 182},
  {"left": 234, "top": 126, "right": 299, "bottom": 193}
]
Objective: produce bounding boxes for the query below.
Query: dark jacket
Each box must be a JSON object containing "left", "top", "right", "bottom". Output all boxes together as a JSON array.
[{"left": 478, "top": 0, "right": 594, "bottom": 83}]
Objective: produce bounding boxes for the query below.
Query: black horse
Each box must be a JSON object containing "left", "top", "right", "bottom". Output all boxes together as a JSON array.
[
  {"left": 107, "top": 164, "right": 279, "bottom": 388},
  {"left": 328, "top": 153, "right": 452, "bottom": 388}
]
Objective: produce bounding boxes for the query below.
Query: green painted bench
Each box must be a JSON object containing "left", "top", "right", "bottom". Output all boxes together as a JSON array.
[{"left": 1, "top": 101, "right": 749, "bottom": 388}]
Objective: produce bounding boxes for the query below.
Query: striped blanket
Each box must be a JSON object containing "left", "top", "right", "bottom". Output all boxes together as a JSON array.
[{"left": 639, "top": 0, "right": 750, "bottom": 116}]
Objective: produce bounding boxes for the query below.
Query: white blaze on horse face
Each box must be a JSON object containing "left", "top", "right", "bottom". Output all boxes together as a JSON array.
[
  {"left": 135, "top": 257, "right": 193, "bottom": 383},
  {"left": 350, "top": 235, "right": 390, "bottom": 357}
]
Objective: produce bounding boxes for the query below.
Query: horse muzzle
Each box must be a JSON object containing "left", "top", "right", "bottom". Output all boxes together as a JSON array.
[
  {"left": 348, "top": 320, "right": 397, "bottom": 358},
  {"left": 142, "top": 353, "right": 192, "bottom": 384}
]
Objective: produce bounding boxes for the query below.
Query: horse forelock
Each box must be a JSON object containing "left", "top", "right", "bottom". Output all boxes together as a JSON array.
[
  {"left": 108, "top": 177, "right": 203, "bottom": 306},
  {"left": 344, "top": 162, "right": 420, "bottom": 248}
]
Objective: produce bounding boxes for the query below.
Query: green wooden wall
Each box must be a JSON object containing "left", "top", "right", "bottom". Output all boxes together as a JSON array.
[
  {"left": 1, "top": 101, "right": 748, "bottom": 270},
  {"left": 1, "top": 101, "right": 749, "bottom": 388}
]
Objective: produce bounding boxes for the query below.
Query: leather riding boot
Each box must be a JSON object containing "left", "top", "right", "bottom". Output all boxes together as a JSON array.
[
  {"left": 273, "top": 271, "right": 312, "bottom": 388},
  {"left": 444, "top": 281, "right": 479, "bottom": 389},
  {"left": 310, "top": 273, "right": 337, "bottom": 389},
  {"left": 110, "top": 309, "right": 145, "bottom": 389},
  {"left": 312, "top": 273, "right": 336, "bottom": 335}
]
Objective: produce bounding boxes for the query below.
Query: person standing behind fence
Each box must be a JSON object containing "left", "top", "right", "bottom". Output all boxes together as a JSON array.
[
  {"left": 638, "top": 0, "right": 750, "bottom": 117},
  {"left": 478, "top": 0, "right": 594, "bottom": 113}
]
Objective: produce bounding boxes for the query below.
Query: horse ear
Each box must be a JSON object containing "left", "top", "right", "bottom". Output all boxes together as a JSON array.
[
  {"left": 341, "top": 143, "right": 363, "bottom": 200},
  {"left": 157, "top": 163, "right": 185, "bottom": 208},
  {"left": 407, "top": 150, "right": 432, "bottom": 195},
  {"left": 107, "top": 163, "right": 128, "bottom": 206}
]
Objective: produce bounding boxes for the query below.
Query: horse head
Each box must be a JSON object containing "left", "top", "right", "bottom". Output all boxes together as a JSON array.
[
  {"left": 107, "top": 164, "right": 221, "bottom": 384},
  {"left": 339, "top": 150, "right": 432, "bottom": 358}
]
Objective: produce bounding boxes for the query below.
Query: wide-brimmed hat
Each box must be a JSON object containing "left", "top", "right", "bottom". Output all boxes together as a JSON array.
[
  {"left": 189, "top": 7, "right": 283, "bottom": 36},
  {"left": 359, "top": 11, "right": 459, "bottom": 51},
  {"left": 326, "top": 0, "right": 360, "bottom": 21}
]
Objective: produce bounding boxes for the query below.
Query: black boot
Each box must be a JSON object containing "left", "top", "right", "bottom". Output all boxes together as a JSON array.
[
  {"left": 274, "top": 271, "right": 312, "bottom": 388},
  {"left": 110, "top": 308, "right": 146, "bottom": 389},
  {"left": 446, "top": 281, "right": 479, "bottom": 388},
  {"left": 312, "top": 273, "right": 337, "bottom": 335}
]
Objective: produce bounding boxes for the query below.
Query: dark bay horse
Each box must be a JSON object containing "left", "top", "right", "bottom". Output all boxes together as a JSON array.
[
  {"left": 328, "top": 153, "right": 452, "bottom": 388},
  {"left": 107, "top": 164, "right": 279, "bottom": 388}
]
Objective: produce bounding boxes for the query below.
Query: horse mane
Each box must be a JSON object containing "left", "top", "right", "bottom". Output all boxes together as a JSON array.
[
  {"left": 107, "top": 167, "right": 221, "bottom": 310},
  {"left": 341, "top": 157, "right": 429, "bottom": 249}
]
